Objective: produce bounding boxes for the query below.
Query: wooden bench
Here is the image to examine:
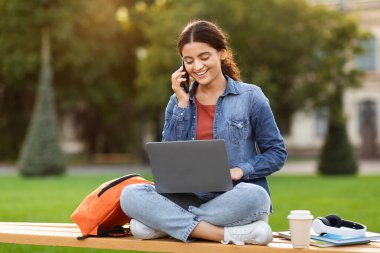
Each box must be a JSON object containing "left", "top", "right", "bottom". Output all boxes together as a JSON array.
[{"left": 0, "top": 222, "right": 379, "bottom": 253}]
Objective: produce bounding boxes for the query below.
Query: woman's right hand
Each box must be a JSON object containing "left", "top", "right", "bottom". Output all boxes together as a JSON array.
[{"left": 171, "top": 66, "right": 190, "bottom": 108}]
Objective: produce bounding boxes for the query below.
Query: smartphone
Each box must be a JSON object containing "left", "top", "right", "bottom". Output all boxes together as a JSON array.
[{"left": 180, "top": 60, "right": 190, "bottom": 93}]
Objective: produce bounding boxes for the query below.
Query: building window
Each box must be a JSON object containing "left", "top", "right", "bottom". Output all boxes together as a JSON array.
[
  {"left": 315, "top": 107, "right": 329, "bottom": 137},
  {"left": 356, "top": 36, "right": 377, "bottom": 71}
]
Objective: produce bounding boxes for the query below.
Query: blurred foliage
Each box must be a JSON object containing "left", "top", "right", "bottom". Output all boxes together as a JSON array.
[
  {"left": 135, "top": 0, "right": 368, "bottom": 137},
  {"left": 316, "top": 12, "right": 368, "bottom": 175},
  {"left": 0, "top": 0, "right": 369, "bottom": 164},
  {"left": 0, "top": 0, "right": 145, "bottom": 161}
]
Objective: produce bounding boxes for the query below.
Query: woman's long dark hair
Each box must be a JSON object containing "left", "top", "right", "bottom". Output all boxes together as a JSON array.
[{"left": 177, "top": 20, "right": 241, "bottom": 81}]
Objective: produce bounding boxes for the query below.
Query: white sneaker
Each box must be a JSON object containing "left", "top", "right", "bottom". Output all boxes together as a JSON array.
[
  {"left": 130, "top": 219, "right": 167, "bottom": 240},
  {"left": 222, "top": 220, "right": 273, "bottom": 246}
]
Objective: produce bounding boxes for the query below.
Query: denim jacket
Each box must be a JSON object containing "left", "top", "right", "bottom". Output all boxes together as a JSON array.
[{"left": 162, "top": 75, "right": 287, "bottom": 197}]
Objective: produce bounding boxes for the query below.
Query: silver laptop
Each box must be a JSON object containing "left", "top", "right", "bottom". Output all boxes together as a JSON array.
[{"left": 146, "top": 139, "right": 233, "bottom": 193}]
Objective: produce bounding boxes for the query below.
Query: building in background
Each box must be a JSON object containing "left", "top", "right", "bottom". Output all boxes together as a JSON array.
[{"left": 285, "top": 0, "right": 380, "bottom": 158}]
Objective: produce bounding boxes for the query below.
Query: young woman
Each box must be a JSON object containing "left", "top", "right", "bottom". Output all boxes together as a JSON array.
[{"left": 120, "top": 20, "right": 287, "bottom": 246}]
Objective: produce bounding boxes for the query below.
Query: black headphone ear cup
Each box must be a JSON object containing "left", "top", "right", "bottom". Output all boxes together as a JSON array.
[
  {"left": 326, "top": 214, "right": 342, "bottom": 228},
  {"left": 318, "top": 217, "right": 331, "bottom": 226}
]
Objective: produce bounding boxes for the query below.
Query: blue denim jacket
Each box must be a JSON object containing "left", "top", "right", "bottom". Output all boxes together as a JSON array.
[{"left": 162, "top": 76, "right": 287, "bottom": 198}]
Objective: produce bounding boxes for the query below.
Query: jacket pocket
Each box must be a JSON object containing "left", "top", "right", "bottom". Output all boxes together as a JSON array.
[{"left": 228, "top": 119, "right": 249, "bottom": 143}]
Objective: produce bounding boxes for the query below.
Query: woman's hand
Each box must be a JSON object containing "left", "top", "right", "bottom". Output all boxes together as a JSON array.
[
  {"left": 230, "top": 167, "right": 244, "bottom": 181},
  {"left": 171, "top": 66, "right": 190, "bottom": 108}
]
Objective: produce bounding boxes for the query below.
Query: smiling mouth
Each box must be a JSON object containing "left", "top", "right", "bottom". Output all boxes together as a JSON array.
[{"left": 195, "top": 69, "right": 208, "bottom": 77}]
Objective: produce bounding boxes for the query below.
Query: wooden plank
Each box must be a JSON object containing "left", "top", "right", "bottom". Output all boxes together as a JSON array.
[
  {"left": 0, "top": 223, "right": 379, "bottom": 253},
  {"left": 0, "top": 222, "right": 78, "bottom": 228},
  {"left": 0, "top": 225, "right": 81, "bottom": 233}
]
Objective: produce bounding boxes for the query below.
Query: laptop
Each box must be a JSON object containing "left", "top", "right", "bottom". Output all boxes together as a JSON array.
[{"left": 146, "top": 139, "right": 233, "bottom": 193}]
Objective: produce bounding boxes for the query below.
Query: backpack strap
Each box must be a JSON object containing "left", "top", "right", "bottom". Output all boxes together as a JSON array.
[
  {"left": 76, "top": 225, "right": 130, "bottom": 240},
  {"left": 97, "top": 174, "right": 140, "bottom": 197},
  {"left": 98, "top": 225, "right": 130, "bottom": 237}
]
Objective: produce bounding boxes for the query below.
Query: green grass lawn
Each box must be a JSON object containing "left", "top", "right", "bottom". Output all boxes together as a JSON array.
[{"left": 0, "top": 173, "right": 379, "bottom": 252}]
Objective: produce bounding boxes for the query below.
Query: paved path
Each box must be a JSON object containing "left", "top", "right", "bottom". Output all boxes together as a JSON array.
[
  {"left": 1, "top": 159, "right": 379, "bottom": 176},
  {"left": 278, "top": 159, "right": 380, "bottom": 175},
  {"left": 0, "top": 164, "right": 148, "bottom": 176}
]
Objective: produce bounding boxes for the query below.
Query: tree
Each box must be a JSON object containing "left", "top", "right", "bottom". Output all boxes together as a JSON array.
[
  {"left": 0, "top": 0, "right": 77, "bottom": 163},
  {"left": 0, "top": 0, "right": 41, "bottom": 161},
  {"left": 0, "top": 0, "right": 145, "bottom": 161},
  {"left": 52, "top": 0, "right": 145, "bottom": 158},
  {"left": 18, "top": 2, "right": 65, "bottom": 176},
  {"left": 134, "top": 0, "right": 366, "bottom": 139},
  {"left": 1, "top": 0, "right": 368, "bottom": 168},
  {"left": 316, "top": 13, "right": 368, "bottom": 175}
]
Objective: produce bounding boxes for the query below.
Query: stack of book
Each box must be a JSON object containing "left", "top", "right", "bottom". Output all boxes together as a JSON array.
[{"left": 278, "top": 230, "right": 380, "bottom": 248}]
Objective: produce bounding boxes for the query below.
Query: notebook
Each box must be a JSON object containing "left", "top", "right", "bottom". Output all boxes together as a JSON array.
[
  {"left": 278, "top": 230, "right": 380, "bottom": 248},
  {"left": 146, "top": 139, "right": 233, "bottom": 193}
]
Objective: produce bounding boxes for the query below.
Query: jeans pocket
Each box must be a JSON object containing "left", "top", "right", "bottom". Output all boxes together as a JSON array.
[{"left": 228, "top": 119, "right": 249, "bottom": 143}]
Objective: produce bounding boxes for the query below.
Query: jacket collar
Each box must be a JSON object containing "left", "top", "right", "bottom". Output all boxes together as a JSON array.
[{"left": 189, "top": 75, "right": 240, "bottom": 101}]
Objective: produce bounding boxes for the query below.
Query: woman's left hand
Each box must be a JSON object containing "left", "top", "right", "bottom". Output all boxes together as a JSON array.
[{"left": 230, "top": 167, "right": 244, "bottom": 180}]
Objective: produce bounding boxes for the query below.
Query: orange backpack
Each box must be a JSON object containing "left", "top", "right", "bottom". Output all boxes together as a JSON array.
[{"left": 71, "top": 174, "right": 153, "bottom": 239}]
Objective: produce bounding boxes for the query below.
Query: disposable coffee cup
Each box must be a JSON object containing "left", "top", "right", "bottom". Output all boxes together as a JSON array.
[{"left": 287, "top": 210, "right": 313, "bottom": 249}]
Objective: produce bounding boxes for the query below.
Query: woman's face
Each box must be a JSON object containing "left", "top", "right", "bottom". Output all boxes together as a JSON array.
[{"left": 181, "top": 42, "right": 224, "bottom": 88}]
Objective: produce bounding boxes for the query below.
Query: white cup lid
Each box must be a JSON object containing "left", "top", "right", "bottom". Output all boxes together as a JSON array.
[{"left": 287, "top": 210, "right": 313, "bottom": 220}]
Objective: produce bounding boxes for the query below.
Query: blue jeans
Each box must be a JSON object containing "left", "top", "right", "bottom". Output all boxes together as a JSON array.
[{"left": 120, "top": 182, "right": 271, "bottom": 242}]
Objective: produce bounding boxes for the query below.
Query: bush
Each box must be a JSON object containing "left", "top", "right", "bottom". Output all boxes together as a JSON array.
[
  {"left": 18, "top": 28, "right": 65, "bottom": 176},
  {"left": 318, "top": 119, "right": 358, "bottom": 175}
]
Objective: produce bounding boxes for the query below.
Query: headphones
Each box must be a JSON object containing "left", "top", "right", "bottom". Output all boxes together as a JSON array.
[{"left": 312, "top": 214, "right": 366, "bottom": 237}]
